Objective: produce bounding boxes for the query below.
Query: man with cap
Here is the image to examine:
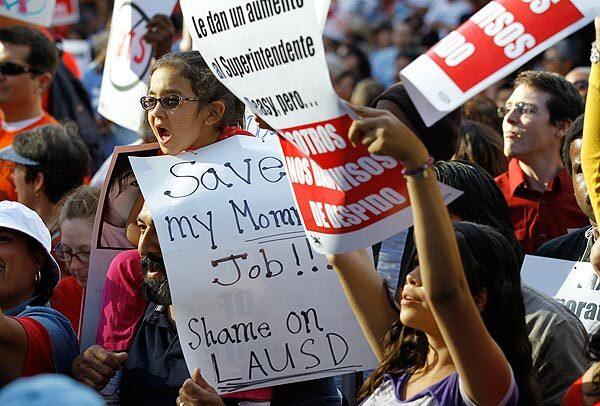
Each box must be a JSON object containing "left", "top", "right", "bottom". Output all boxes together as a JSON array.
[{"left": 0, "top": 201, "right": 78, "bottom": 386}]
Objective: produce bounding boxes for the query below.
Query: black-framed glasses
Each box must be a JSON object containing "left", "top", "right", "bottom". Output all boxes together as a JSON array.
[
  {"left": 140, "top": 94, "right": 201, "bottom": 111},
  {"left": 0, "top": 61, "right": 38, "bottom": 76},
  {"left": 53, "top": 245, "right": 90, "bottom": 264},
  {"left": 497, "top": 102, "right": 538, "bottom": 118}
]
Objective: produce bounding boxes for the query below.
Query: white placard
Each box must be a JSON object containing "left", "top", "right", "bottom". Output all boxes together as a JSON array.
[
  {"left": 401, "top": 0, "right": 600, "bottom": 126},
  {"left": 521, "top": 255, "right": 600, "bottom": 333},
  {"left": 130, "top": 134, "right": 378, "bottom": 394},
  {"left": 98, "top": 0, "right": 177, "bottom": 131},
  {"left": 61, "top": 39, "right": 92, "bottom": 73},
  {"left": 51, "top": 0, "right": 79, "bottom": 26},
  {"left": 0, "top": 0, "right": 57, "bottom": 26}
]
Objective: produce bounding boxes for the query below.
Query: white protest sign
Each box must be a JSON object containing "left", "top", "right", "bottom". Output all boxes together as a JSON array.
[
  {"left": 98, "top": 0, "right": 177, "bottom": 131},
  {"left": 51, "top": 0, "right": 79, "bottom": 26},
  {"left": 180, "top": 0, "right": 462, "bottom": 254},
  {"left": 0, "top": 0, "right": 57, "bottom": 26},
  {"left": 401, "top": 0, "right": 600, "bottom": 126},
  {"left": 521, "top": 255, "right": 600, "bottom": 333},
  {"left": 61, "top": 39, "right": 92, "bottom": 73},
  {"left": 130, "top": 135, "right": 378, "bottom": 394}
]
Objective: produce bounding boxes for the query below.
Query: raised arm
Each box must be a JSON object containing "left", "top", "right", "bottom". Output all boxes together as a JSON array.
[{"left": 344, "top": 106, "right": 513, "bottom": 405}]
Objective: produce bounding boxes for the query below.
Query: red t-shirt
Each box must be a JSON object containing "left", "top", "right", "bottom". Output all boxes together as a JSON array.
[
  {"left": 50, "top": 276, "right": 83, "bottom": 335},
  {"left": 0, "top": 112, "right": 59, "bottom": 201},
  {"left": 563, "top": 376, "right": 600, "bottom": 406},
  {"left": 12, "top": 317, "right": 54, "bottom": 376},
  {"left": 495, "top": 159, "right": 588, "bottom": 254}
]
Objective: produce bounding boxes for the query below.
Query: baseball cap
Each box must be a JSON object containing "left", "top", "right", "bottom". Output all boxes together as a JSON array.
[
  {"left": 0, "top": 145, "right": 40, "bottom": 166},
  {"left": 0, "top": 201, "right": 60, "bottom": 288}
]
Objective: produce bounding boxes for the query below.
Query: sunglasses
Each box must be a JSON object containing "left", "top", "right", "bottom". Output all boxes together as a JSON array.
[
  {"left": 0, "top": 61, "right": 39, "bottom": 76},
  {"left": 497, "top": 102, "right": 538, "bottom": 118},
  {"left": 573, "top": 80, "right": 589, "bottom": 91},
  {"left": 140, "top": 94, "right": 201, "bottom": 111}
]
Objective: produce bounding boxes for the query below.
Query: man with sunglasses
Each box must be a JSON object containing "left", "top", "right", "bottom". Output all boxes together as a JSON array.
[
  {"left": 495, "top": 70, "right": 588, "bottom": 254},
  {"left": 0, "top": 26, "right": 59, "bottom": 202}
]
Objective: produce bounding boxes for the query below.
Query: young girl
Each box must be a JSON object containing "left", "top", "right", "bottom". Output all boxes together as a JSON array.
[{"left": 328, "top": 105, "right": 537, "bottom": 405}]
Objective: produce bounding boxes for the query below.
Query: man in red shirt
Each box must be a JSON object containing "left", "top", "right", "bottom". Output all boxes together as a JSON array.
[
  {"left": 495, "top": 71, "right": 588, "bottom": 253},
  {"left": 0, "top": 26, "right": 59, "bottom": 201}
]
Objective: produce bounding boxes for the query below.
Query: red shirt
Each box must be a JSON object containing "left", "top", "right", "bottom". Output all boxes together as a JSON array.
[
  {"left": 12, "top": 317, "right": 54, "bottom": 376},
  {"left": 563, "top": 376, "right": 600, "bottom": 405},
  {"left": 51, "top": 276, "right": 83, "bottom": 335},
  {"left": 495, "top": 159, "right": 588, "bottom": 254}
]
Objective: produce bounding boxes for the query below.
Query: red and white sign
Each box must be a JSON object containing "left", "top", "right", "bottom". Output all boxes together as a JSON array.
[
  {"left": 401, "top": 0, "right": 600, "bottom": 126},
  {"left": 179, "top": 0, "right": 461, "bottom": 253},
  {"left": 51, "top": 0, "right": 79, "bottom": 26}
]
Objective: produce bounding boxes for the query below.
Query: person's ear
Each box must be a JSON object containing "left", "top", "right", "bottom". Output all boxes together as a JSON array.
[
  {"left": 473, "top": 288, "right": 488, "bottom": 312},
  {"left": 35, "top": 72, "right": 53, "bottom": 94},
  {"left": 204, "top": 101, "right": 226, "bottom": 127},
  {"left": 555, "top": 119, "right": 572, "bottom": 140},
  {"left": 33, "top": 172, "right": 44, "bottom": 194}
]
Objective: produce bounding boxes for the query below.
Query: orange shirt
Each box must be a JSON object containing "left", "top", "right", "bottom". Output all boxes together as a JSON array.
[
  {"left": 0, "top": 112, "right": 59, "bottom": 201},
  {"left": 50, "top": 275, "right": 83, "bottom": 335}
]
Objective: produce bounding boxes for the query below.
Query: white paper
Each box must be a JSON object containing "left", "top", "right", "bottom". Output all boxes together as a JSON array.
[{"left": 0, "top": 0, "right": 57, "bottom": 26}]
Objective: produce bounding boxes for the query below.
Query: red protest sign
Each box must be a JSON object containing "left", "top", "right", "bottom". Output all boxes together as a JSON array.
[{"left": 428, "top": 0, "right": 583, "bottom": 91}]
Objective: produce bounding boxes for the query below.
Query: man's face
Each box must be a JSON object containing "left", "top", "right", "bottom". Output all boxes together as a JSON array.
[
  {"left": 502, "top": 85, "right": 564, "bottom": 160},
  {"left": 137, "top": 204, "right": 171, "bottom": 305},
  {"left": 0, "top": 42, "right": 40, "bottom": 108},
  {"left": 569, "top": 139, "right": 595, "bottom": 223},
  {"left": 565, "top": 68, "right": 589, "bottom": 101}
]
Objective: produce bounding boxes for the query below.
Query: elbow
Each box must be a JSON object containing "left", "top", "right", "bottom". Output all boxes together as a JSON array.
[{"left": 424, "top": 285, "right": 463, "bottom": 307}]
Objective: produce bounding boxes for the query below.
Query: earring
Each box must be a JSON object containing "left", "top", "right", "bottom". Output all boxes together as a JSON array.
[
  {"left": 203, "top": 119, "right": 210, "bottom": 126},
  {"left": 34, "top": 268, "right": 41, "bottom": 285}
]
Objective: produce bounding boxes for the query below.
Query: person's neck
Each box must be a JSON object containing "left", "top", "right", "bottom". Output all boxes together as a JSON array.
[
  {"left": 1, "top": 101, "right": 43, "bottom": 124},
  {"left": 516, "top": 153, "right": 563, "bottom": 193},
  {"left": 416, "top": 333, "right": 454, "bottom": 376},
  {"left": 36, "top": 199, "right": 57, "bottom": 229}
]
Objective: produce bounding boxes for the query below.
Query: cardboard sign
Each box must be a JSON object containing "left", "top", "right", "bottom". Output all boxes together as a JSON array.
[
  {"left": 80, "top": 143, "right": 156, "bottom": 350},
  {"left": 401, "top": 0, "right": 600, "bottom": 126},
  {"left": 51, "top": 0, "right": 79, "bottom": 26},
  {"left": 0, "top": 0, "right": 57, "bottom": 26},
  {"left": 521, "top": 255, "right": 600, "bottom": 333},
  {"left": 130, "top": 135, "right": 378, "bottom": 393},
  {"left": 61, "top": 39, "right": 92, "bottom": 73},
  {"left": 180, "top": 0, "right": 462, "bottom": 254},
  {"left": 98, "top": 0, "right": 177, "bottom": 132}
]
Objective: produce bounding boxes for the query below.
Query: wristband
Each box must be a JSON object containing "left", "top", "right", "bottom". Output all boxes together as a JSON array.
[{"left": 402, "top": 157, "right": 435, "bottom": 178}]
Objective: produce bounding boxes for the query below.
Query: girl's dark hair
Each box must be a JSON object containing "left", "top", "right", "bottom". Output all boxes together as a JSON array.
[
  {"left": 359, "top": 222, "right": 537, "bottom": 405},
  {"left": 151, "top": 51, "right": 245, "bottom": 130},
  {"left": 455, "top": 120, "right": 508, "bottom": 177}
]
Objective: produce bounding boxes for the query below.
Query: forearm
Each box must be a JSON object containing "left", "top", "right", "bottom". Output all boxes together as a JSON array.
[
  {"left": 406, "top": 170, "right": 468, "bottom": 302},
  {"left": 330, "top": 250, "right": 398, "bottom": 360},
  {"left": 582, "top": 63, "right": 600, "bottom": 221}
]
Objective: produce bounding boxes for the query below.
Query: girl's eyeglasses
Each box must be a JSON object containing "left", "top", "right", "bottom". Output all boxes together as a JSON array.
[{"left": 140, "top": 94, "right": 201, "bottom": 111}]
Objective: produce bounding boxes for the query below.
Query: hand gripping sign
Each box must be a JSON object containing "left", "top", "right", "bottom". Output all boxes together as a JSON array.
[
  {"left": 98, "top": 0, "right": 177, "bottom": 132},
  {"left": 129, "top": 135, "right": 378, "bottom": 393},
  {"left": 179, "top": 0, "right": 461, "bottom": 254},
  {"left": 402, "top": 0, "right": 600, "bottom": 126},
  {"left": 0, "top": 0, "right": 57, "bottom": 26}
]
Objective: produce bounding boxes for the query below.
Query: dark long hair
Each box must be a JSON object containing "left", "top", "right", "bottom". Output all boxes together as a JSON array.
[
  {"left": 150, "top": 51, "right": 245, "bottom": 130},
  {"left": 359, "top": 223, "right": 536, "bottom": 404}
]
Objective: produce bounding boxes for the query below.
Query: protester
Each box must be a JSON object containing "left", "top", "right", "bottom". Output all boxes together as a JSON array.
[
  {"left": 50, "top": 186, "right": 100, "bottom": 332},
  {"left": 73, "top": 203, "right": 342, "bottom": 405},
  {"left": 454, "top": 120, "right": 508, "bottom": 177},
  {"left": 0, "top": 26, "right": 59, "bottom": 201},
  {"left": 328, "top": 106, "right": 535, "bottom": 404},
  {"left": 542, "top": 41, "right": 579, "bottom": 76},
  {"left": 495, "top": 70, "right": 588, "bottom": 253},
  {"left": 566, "top": 67, "right": 591, "bottom": 102},
  {"left": 0, "top": 201, "right": 78, "bottom": 385},
  {"left": 535, "top": 115, "right": 597, "bottom": 261}
]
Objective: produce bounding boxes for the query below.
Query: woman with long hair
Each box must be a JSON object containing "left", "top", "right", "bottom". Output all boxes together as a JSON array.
[{"left": 328, "top": 106, "right": 536, "bottom": 404}]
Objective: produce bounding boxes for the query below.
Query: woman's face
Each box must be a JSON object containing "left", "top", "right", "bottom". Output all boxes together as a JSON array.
[
  {"left": 60, "top": 217, "right": 94, "bottom": 288},
  {"left": 0, "top": 227, "right": 39, "bottom": 310},
  {"left": 399, "top": 267, "right": 438, "bottom": 334},
  {"left": 146, "top": 67, "right": 215, "bottom": 155}
]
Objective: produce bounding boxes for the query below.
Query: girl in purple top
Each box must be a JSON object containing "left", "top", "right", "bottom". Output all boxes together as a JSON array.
[{"left": 329, "top": 106, "right": 537, "bottom": 405}]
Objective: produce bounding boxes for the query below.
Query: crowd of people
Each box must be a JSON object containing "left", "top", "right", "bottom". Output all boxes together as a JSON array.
[{"left": 1, "top": 0, "right": 600, "bottom": 405}]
